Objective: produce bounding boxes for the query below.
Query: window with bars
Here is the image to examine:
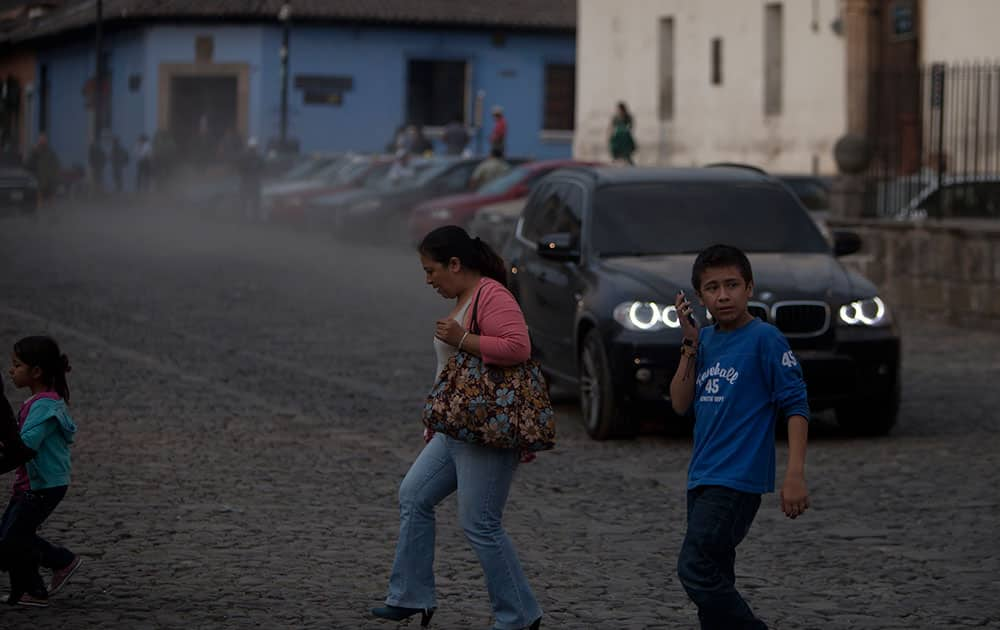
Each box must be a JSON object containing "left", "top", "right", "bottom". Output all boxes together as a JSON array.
[
  {"left": 406, "top": 59, "right": 468, "bottom": 127},
  {"left": 543, "top": 63, "right": 575, "bottom": 131}
]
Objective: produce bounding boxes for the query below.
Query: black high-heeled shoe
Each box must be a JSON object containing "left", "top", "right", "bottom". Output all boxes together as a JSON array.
[{"left": 371, "top": 605, "right": 435, "bottom": 627}]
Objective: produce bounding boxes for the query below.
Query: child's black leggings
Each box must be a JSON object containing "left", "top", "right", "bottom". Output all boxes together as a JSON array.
[{"left": 0, "top": 486, "right": 73, "bottom": 602}]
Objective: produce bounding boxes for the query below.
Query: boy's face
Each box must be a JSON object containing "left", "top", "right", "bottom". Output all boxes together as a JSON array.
[{"left": 697, "top": 265, "right": 753, "bottom": 327}]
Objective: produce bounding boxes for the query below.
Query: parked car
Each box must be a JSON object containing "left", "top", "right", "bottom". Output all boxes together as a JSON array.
[
  {"left": 900, "top": 174, "right": 1000, "bottom": 219},
  {"left": 266, "top": 155, "right": 394, "bottom": 223},
  {"left": 302, "top": 157, "right": 440, "bottom": 229},
  {"left": 0, "top": 165, "right": 39, "bottom": 214},
  {"left": 504, "top": 166, "right": 901, "bottom": 439},
  {"left": 408, "top": 159, "right": 598, "bottom": 243},
  {"left": 261, "top": 154, "right": 354, "bottom": 210}
]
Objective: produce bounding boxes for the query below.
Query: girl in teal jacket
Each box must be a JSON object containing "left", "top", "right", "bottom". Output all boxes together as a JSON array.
[{"left": 1, "top": 336, "right": 81, "bottom": 607}]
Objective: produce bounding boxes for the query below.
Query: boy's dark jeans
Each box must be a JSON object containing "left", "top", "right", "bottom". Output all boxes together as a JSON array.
[
  {"left": 0, "top": 486, "right": 74, "bottom": 601},
  {"left": 677, "top": 485, "right": 767, "bottom": 630}
]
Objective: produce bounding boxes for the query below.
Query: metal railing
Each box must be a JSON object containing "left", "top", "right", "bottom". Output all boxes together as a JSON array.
[{"left": 864, "top": 63, "right": 1000, "bottom": 219}]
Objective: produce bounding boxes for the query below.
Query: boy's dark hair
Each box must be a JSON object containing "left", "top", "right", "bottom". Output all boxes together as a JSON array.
[
  {"left": 419, "top": 225, "right": 508, "bottom": 288},
  {"left": 13, "top": 336, "right": 72, "bottom": 404},
  {"left": 691, "top": 244, "right": 754, "bottom": 293}
]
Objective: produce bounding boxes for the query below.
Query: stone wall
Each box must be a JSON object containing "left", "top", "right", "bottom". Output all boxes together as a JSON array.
[{"left": 830, "top": 217, "right": 1000, "bottom": 329}]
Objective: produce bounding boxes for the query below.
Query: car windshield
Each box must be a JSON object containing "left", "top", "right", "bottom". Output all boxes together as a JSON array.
[
  {"left": 332, "top": 159, "right": 373, "bottom": 185},
  {"left": 373, "top": 161, "right": 437, "bottom": 190},
  {"left": 477, "top": 166, "right": 529, "bottom": 195},
  {"left": 414, "top": 161, "right": 458, "bottom": 186},
  {"left": 592, "top": 182, "right": 830, "bottom": 256},
  {"left": 280, "top": 157, "right": 335, "bottom": 181}
]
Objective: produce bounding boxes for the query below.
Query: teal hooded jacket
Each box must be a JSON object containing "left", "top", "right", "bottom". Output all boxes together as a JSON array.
[{"left": 20, "top": 397, "right": 77, "bottom": 489}]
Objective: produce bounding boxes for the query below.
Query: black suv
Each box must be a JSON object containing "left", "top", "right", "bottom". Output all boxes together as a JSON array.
[{"left": 504, "top": 166, "right": 901, "bottom": 439}]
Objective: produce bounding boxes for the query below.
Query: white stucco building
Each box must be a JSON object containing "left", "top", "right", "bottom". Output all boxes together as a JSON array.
[{"left": 574, "top": 0, "right": 1000, "bottom": 174}]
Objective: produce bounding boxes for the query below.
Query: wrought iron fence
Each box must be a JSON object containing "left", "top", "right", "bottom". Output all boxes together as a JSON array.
[{"left": 865, "top": 63, "right": 1000, "bottom": 219}]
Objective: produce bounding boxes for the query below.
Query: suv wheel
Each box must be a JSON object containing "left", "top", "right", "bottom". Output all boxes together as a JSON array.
[
  {"left": 579, "top": 329, "right": 637, "bottom": 439},
  {"left": 834, "top": 385, "right": 899, "bottom": 436}
]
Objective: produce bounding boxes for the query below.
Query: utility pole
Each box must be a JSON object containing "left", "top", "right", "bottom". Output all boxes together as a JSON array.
[
  {"left": 278, "top": 3, "right": 291, "bottom": 150},
  {"left": 93, "top": 0, "right": 103, "bottom": 140}
]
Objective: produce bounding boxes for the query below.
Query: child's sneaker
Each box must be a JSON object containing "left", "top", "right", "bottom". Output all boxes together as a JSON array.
[
  {"left": 50, "top": 556, "right": 83, "bottom": 595},
  {"left": 16, "top": 593, "right": 49, "bottom": 607}
]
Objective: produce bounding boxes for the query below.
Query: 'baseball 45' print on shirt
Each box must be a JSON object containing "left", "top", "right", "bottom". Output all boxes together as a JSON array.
[{"left": 697, "top": 362, "right": 741, "bottom": 403}]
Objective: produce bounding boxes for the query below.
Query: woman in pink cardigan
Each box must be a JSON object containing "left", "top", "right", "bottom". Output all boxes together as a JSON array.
[{"left": 372, "top": 226, "right": 543, "bottom": 630}]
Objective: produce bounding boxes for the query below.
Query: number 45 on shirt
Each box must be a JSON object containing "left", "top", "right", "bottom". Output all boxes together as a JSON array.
[{"left": 781, "top": 350, "right": 798, "bottom": 368}]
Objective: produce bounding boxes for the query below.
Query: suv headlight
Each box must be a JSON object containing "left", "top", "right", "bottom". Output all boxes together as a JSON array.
[
  {"left": 429, "top": 208, "right": 453, "bottom": 220},
  {"left": 613, "top": 301, "right": 682, "bottom": 331},
  {"left": 838, "top": 296, "right": 891, "bottom": 326}
]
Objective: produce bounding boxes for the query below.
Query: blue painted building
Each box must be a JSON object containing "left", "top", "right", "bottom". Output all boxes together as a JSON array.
[{"left": 2, "top": 1, "right": 577, "bottom": 188}]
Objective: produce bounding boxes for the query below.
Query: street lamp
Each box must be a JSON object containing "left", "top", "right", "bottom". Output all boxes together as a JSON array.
[{"left": 278, "top": 2, "right": 291, "bottom": 150}]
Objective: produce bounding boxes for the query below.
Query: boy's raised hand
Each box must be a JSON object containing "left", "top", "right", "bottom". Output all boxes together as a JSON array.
[
  {"left": 780, "top": 473, "right": 810, "bottom": 519},
  {"left": 675, "top": 291, "right": 699, "bottom": 342}
]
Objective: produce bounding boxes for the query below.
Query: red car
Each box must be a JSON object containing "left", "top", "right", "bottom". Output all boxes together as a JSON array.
[{"left": 408, "top": 159, "right": 598, "bottom": 242}]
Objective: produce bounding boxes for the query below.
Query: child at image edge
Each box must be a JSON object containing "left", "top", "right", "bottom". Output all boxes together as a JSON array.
[
  {"left": 670, "top": 244, "right": 810, "bottom": 630},
  {"left": 0, "top": 336, "right": 81, "bottom": 608}
]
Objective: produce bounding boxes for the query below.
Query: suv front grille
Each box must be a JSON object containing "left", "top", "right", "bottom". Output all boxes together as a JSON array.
[{"left": 772, "top": 302, "right": 830, "bottom": 337}]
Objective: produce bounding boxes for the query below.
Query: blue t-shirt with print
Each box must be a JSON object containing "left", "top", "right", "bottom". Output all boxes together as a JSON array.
[{"left": 689, "top": 317, "right": 810, "bottom": 494}]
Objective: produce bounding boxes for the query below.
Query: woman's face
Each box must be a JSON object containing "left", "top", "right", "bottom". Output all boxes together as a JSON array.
[{"left": 420, "top": 253, "right": 462, "bottom": 299}]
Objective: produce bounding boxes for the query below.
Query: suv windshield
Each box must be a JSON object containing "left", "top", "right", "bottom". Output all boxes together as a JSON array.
[{"left": 592, "top": 182, "right": 830, "bottom": 256}]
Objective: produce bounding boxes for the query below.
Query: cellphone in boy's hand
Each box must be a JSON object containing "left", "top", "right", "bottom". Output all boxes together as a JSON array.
[{"left": 677, "top": 290, "right": 698, "bottom": 328}]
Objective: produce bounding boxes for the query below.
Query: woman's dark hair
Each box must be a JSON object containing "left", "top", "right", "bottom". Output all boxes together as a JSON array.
[
  {"left": 13, "top": 336, "right": 71, "bottom": 404},
  {"left": 691, "top": 244, "right": 754, "bottom": 293},
  {"left": 419, "top": 225, "right": 508, "bottom": 288}
]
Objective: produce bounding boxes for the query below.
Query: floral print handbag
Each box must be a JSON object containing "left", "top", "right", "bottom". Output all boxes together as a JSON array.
[{"left": 422, "top": 292, "right": 556, "bottom": 452}]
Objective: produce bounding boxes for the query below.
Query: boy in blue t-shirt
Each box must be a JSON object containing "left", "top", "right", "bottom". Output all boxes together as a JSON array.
[{"left": 669, "top": 244, "right": 810, "bottom": 629}]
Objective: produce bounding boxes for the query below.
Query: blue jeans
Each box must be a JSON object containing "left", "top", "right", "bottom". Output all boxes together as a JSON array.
[
  {"left": 386, "top": 434, "right": 541, "bottom": 630},
  {"left": 677, "top": 485, "right": 767, "bottom": 630}
]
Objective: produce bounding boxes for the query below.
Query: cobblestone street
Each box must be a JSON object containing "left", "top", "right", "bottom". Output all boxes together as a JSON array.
[{"left": 0, "top": 206, "right": 997, "bottom": 629}]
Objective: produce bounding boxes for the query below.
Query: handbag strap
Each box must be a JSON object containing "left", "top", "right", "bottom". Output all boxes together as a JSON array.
[{"left": 467, "top": 286, "right": 484, "bottom": 336}]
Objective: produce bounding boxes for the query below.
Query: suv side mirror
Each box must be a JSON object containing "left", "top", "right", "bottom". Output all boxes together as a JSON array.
[
  {"left": 537, "top": 232, "right": 580, "bottom": 262},
  {"left": 833, "top": 230, "right": 862, "bottom": 257}
]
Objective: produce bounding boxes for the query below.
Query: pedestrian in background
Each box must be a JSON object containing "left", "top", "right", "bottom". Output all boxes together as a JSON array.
[
  {"left": 669, "top": 245, "right": 810, "bottom": 630},
  {"left": 489, "top": 105, "right": 507, "bottom": 156},
  {"left": 371, "top": 226, "right": 543, "bottom": 630},
  {"left": 609, "top": 101, "right": 637, "bottom": 165},
  {"left": 469, "top": 148, "right": 510, "bottom": 190},
  {"left": 135, "top": 134, "right": 152, "bottom": 192},
  {"left": 442, "top": 115, "right": 469, "bottom": 155},
  {"left": 0, "top": 336, "right": 82, "bottom": 608},
  {"left": 237, "top": 138, "right": 264, "bottom": 221},
  {"left": 26, "top": 134, "right": 61, "bottom": 202},
  {"left": 88, "top": 140, "right": 106, "bottom": 195},
  {"left": 110, "top": 136, "right": 128, "bottom": 194},
  {"left": 151, "top": 128, "right": 176, "bottom": 191},
  {"left": 406, "top": 125, "right": 434, "bottom": 156}
]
